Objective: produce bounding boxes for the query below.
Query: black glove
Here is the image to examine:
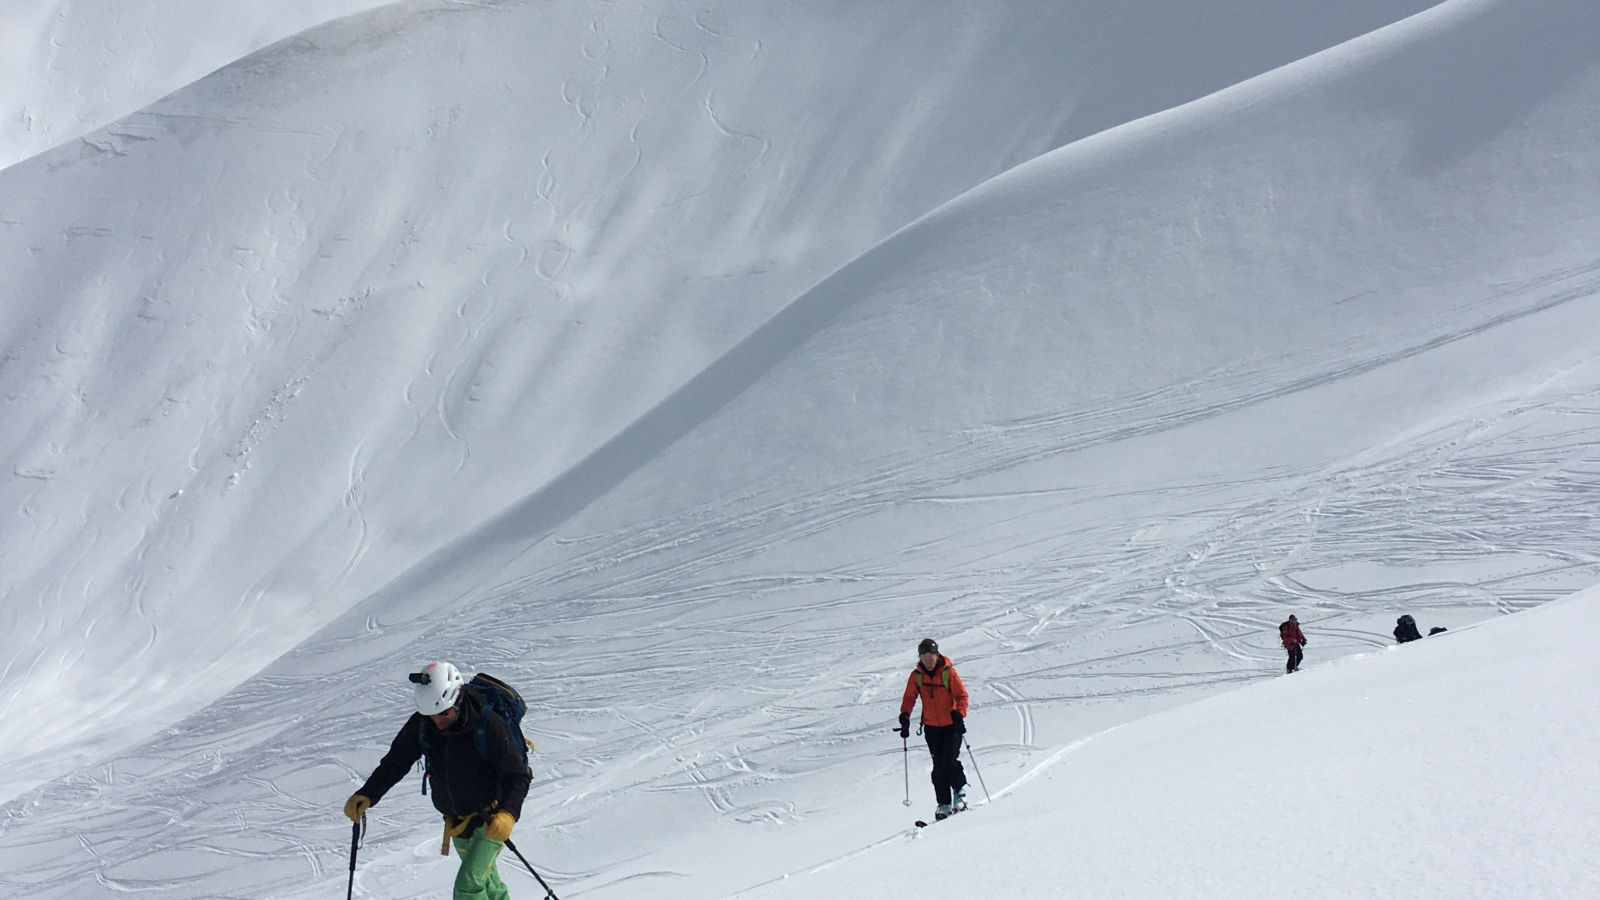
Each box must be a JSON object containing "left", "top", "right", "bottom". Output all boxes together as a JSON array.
[
  {"left": 897, "top": 712, "right": 910, "bottom": 738},
  {"left": 950, "top": 711, "right": 965, "bottom": 734}
]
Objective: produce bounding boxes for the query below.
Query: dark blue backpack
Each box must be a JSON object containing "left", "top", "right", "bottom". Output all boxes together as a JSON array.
[
  {"left": 420, "top": 672, "right": 533, "bottom": 794},
  {"left": 466, "top": 672, "right": 533, "bottom": 767}
]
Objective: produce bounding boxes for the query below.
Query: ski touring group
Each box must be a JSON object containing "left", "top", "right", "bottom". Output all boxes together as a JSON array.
[
  {"left": 343, "top": 616, "right": 1447, "bottom": 898},
  {"left": 1278, "top": 612, "right": 1448, "bottom": 674}
]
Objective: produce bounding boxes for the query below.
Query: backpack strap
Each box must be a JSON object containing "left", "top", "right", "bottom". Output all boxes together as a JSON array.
[
  {"left": 914, "top": 666, "right": 952, "bottom": 692},
  {"left": 418, "top": 718, "right": 432, "bottom": 795}
]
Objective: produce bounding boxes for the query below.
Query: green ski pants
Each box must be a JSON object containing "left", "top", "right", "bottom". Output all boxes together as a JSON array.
[{"left": 451, "top": 826, "right": 511, "bottom": 900}]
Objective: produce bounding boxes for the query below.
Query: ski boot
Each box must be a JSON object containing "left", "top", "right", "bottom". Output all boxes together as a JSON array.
[
  {"left": 934, "top": 803, "right": 953, "bottom": 821},
  {"left": 951, "top": 786, "right": 968, "bottom": 813}
]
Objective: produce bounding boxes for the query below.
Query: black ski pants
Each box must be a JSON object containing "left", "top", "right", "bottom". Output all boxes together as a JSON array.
[
  {"left": 1286, "top": 643, "right": 1304, "bottom": 673},
  {"left": 922, "top": 723, "right": 967, "bottom": 806}
]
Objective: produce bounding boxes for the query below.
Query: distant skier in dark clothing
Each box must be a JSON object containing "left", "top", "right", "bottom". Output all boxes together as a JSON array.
[
  {"left": 1279, "top": 615, "right": 1307, "bottom": 673},
  {"left": 344, "top": 661, "right": 531, "bottom": 900},
  {"left": 1394, "top": 615, "right": 1423, "bottom": 643},
  {"left": 899, "top": 638, "right": 970, "bottom": 820}
]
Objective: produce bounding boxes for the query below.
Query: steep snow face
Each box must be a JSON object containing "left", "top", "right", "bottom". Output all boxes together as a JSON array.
[
  {"left": 0, "top": 0, "right": 389, "bottom": 168},
  {"left": 0, "top": 0, "right": 1441, "bottom": 170},
  {"left": 293, "top": 0, "right": 1599, "bottom": 892},
  {"left": 0, "top": 0, "right": 1446, "bottom": 804},
  {"left": 1, "top": 1, "right": 1596, "bottom": 898}
]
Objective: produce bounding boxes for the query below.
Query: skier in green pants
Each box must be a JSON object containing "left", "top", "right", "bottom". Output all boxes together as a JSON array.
[
  {"left": 343, "top": 662, "right": 531, "bottom": 900},
  {"left": 452, "top": 825, "right": 512, "bottom": 900}
]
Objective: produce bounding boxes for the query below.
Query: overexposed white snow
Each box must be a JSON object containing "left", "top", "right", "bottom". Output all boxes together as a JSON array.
[{"left": 1, "top": 0, "right": 1597, "bottom": 897}]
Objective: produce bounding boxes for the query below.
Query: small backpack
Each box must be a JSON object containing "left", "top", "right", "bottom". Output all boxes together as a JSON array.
[{"left": 420, "top": 672, "right": 534, "bottom": 794}]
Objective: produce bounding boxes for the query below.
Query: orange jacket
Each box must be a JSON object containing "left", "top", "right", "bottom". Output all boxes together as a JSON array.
[{"left": 900, "top": 656, "right": 969, "bottom": 726}]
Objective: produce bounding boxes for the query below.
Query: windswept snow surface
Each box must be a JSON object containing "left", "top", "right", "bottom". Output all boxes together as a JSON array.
[
  {"left": 3, "top": 0, "right": 1600, "bottom": 898},
  {"left": 0, "top": 0, "right": 1441, "bottom": 170},
  {"left": 0, "top": 0, "right": 390, "bottom": 169},
  {"left": 750, "top": 588, "right": 1600, "bottom": 900},
  {"left": 0, "top": 0, "right": 1446, "bottom": 803}
]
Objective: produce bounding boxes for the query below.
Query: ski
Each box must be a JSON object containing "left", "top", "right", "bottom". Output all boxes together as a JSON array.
[{"left": 914, "top": 805, "right": 965, "bottom": 828}]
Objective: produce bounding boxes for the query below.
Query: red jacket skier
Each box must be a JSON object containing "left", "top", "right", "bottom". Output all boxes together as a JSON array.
[{"left": 1279, "top": 615, "right": 1307, "bottom": 673}]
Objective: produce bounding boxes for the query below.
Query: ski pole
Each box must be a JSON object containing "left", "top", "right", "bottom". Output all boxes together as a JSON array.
[
  {"left": 504, "top": 839, "right": 562, "bottom": 900},
  {"left": 347, "top": 814, "right": 365, "bottom": 900},
  {"left": 902, "top": 735, "right": 912, "bottom": 807},
  {"left": 964, "top": 737, "right": 990, "bottom": 803}
]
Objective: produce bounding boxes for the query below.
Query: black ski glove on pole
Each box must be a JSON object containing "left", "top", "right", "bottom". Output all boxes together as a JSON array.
[
  {"left": 950, "top": 710, "right": 965, "bottom": 734},
  {"left": 897, "top": 712, "right": 911, "bottom": 739}
]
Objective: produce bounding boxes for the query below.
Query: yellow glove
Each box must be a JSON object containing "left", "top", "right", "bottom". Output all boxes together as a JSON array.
[
  {"left": 344, "top": 794, "right": 372, "bottom": 822},
  {"left": 484, "top": 809, "right": 515, "bottom": 842}
]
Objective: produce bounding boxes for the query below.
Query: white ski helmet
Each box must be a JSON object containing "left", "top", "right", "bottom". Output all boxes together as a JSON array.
[{"left": 410, "top": 661, "right": 465, "bottom": 715}]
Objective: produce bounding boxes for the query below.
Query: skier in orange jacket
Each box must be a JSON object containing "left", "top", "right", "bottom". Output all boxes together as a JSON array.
[{"left": 898, "top": 638, "right": 970, "bottom": 819}]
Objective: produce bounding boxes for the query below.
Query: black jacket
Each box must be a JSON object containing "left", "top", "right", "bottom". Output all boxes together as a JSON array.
[
  {"left": 358, "top": 686, "right": 531, "bottom": 821},
  {"left": 1394, "top": 619, "right": 1423, "bottom": 643}
]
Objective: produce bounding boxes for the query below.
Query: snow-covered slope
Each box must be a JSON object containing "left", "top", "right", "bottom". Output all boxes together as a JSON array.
[
  {"left": 0, "top": 0, "right": 389, "bottom": 168},
  {"left": 290, "top": 0, "right": 1600, "bottom": 893},
  {"left": 0, "top": 0, "right": 1448, "bottom": 804},
  {"left": 0, "top": 0, "right": 1442, "bottom": 171},
  {"left": 752, "top": 588, "right": 1600, "bottom": 900},
  {"left": 2, "top": 0, "right": 1598, "bottom": 898}
]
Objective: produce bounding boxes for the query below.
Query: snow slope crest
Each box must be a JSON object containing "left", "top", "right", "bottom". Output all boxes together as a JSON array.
[
  {"left": 752, "top": 589, "right": 1600, "bottom": 900},
  {"left": 0, "top": 0, "right": 392, "bottom": 169},
  {"left": 1, "top": 0, "right": 1598, "bottom": 898},
  {"left": 0, "top": 0, "right": 1455, "bottom": 804}
]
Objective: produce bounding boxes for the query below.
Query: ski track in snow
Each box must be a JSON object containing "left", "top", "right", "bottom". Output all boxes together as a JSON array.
[
  {"left": 5, "top": 281, "right": 1600, "bottom": 897},
  {"left": 4, "top": 1, "right": 1599, "bottom": 896}
]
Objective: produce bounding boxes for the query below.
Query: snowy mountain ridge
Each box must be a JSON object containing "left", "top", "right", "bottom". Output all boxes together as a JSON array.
[
  {"left": 0, "top": 0, "right": 1457, "bottom": 804},
  {"left": 0, "top": 0, "right": 391, "bottom": 169},
  {"left": 2, "top": 0, "right": 1599, "bottom": 897}
]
